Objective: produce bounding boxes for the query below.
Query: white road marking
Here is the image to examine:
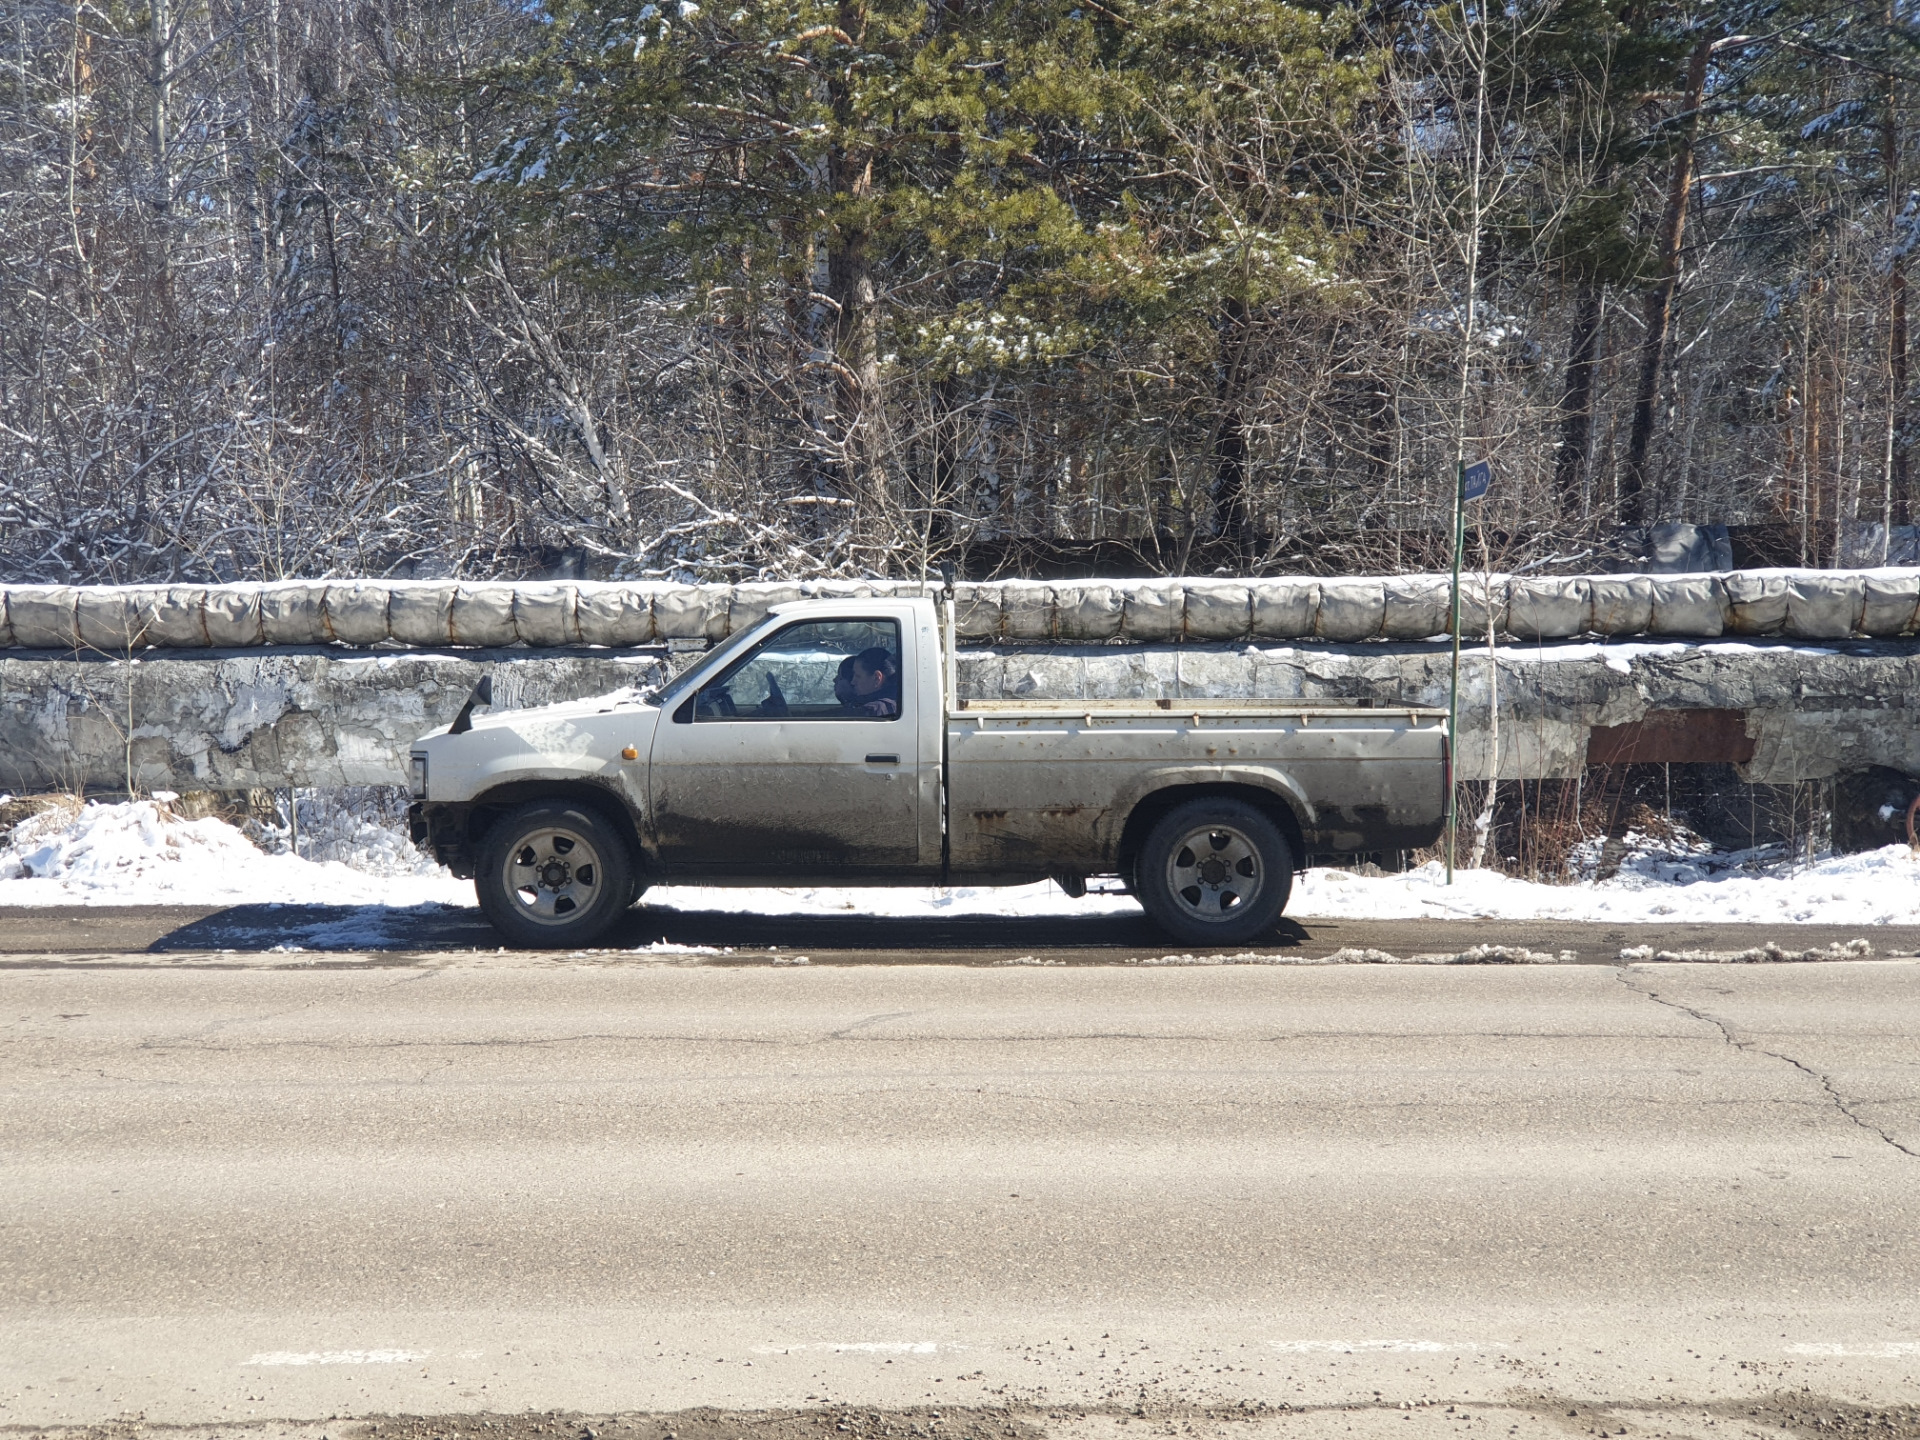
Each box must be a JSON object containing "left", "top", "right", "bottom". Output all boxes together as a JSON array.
[
  {"left": 243, "top": 1350, "right": 428, "bottom": 1366},
  {"left": 753, "top": 1342, "right": 942, "bottom": 1355},
  {"left": 1786, "top": 1343, "right": 1920, "bottom": 1358},
  {"left": 1267, "top": 1340, "right": 1508, "bottom": 1354}
]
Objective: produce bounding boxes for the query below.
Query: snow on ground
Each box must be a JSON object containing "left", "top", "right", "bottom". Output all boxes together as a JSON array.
[
  {"left": 3, "top": 796, "right": 1918, "bottom": 929},
  {"left": 651, "top": 845, "right": 1920, "bottom": 927},
  {"left": 1292, "top": 846, "right": 1920, "bottom": 926},
  {"left": 0, "top": 797, "right": 468, "bottom": 908}
]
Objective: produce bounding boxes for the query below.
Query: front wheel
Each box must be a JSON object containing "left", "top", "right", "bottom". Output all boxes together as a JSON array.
[
  {"left": 475, "top": 801, "right": 635, "bottom": 949},
  {"left": 1135, "top": 798, "right": 1293, "bottom": 946}
]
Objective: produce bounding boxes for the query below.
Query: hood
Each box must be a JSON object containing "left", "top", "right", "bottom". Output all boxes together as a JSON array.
[{"left": 417, "top": 686, "right": 656, "bottom": 742}]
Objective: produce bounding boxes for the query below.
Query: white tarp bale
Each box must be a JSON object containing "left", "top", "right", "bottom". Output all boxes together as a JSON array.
[
  {"left": 75, "top": 588, "right": 148, "bottom": 650},
  {"left": 1380, "top": 576, "right": 1451, "bottom": 640},
  {"left": 203, "top": 586, "right": 264, "bottom": 646},
  {"left": 1183, "top": 582, "right": 1252, "bottom": 641},
  {"left": 1122, "top": 582, "right": 1186, "bottom": 643},
  {"left": 260, "top": 583, "right": 329, "bottom": 645},
  {"left": 6, "top": 587, "right": 85, "bottom": 648},
  {"left": 449, "top": 585, "right": 517, "bottom": 646},
  {"left": 511, "top": 584, "right": 580, "bottom": 646},
  {"left": 799, "top": 579, "right": 880, "bottom": 599},
  {"left": 800, "top": 578, "right": 917, "bottom": 610},
  {"left": 1860, "top": 573, "right": 1920, "bottom": 635},
  {"left": 997, "top": 581, "right": 1058, "bottom": 641},
  {"left": 322, "top": 582, "right": 393, "bottom": 646},
  {"left": 952, "top": 585, "right": 1004, "bottom": 641},
  {"left": 1250, "top": 580, "right": 1319, "bottom": 639},
  {"left": 1054, "top": 583, "right": 1126, "bottom": 641},
  {"left": 725, "top": 583, "right": 804, "bottom": 636},
  {"left": 1453, "top": 577, "right": 1509, "bottom": 640},
  {"left": 1723, "top": 572, "right": 1789, "bottom": 635},
  {"left": 1649, "top": 575, "right": 1726, "bottom": 637},
  {"left": 388, "top": 582, "right": 458, "bottom": 646},
  {"left": 1506, "top": 577, "right": 1590, "bottom": 639},
  {"left": 1315, "top": 579, "right": 1386, "bottom": 642},
  {"left": 651, "top": 585, "right": 730, "bottom": 641},
  {"left": 115, "top": 586, "right": 208, "bottom": 648},
  {"left": 576, "top": 586, "right": 653, "bottom": 646},
  {"left": 1785, "top": 573, "right": 1865, "bottom": 639},
  {"left": 1587, "top": 576, "right": 1656, "bottom": 635}
]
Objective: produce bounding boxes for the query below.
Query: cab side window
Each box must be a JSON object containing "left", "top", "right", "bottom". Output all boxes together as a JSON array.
[{"left": 685, "top": 619, "right": 903, "bottom": 722}]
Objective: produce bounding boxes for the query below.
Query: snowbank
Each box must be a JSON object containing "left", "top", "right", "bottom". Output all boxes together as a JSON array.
[
  {"left": 1291, "top": 847, "right": 1920, "bottom": 926},
  {"left": 3, "top": 797, "right": 1917, "bottom": 931},
  {"left": 0, "top": 798, "right": 468, "bottom": 908}
]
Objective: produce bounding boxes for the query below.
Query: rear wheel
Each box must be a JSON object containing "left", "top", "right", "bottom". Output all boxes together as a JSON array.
[
  {"left": 476, "top": 801, "right": 634, "bottom": 948},
  {"left": 1135, "top": 797, "right": 1293, "bottom": 946}
]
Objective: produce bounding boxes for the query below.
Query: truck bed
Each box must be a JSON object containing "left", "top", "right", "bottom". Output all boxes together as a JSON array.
[{"left": 944, "top": 700, "right": 1449, "bottom": 879}]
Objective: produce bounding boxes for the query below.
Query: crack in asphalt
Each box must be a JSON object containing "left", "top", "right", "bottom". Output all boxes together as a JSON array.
[
  {"left": 828, "top": 1010, "right": 918, "bottom": 1039},
  {"left": 1617, "top": 966, "right": 1918, "bottom": 1158}
]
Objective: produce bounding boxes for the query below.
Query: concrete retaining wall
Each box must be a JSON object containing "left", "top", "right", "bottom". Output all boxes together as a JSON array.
[
  {"left": 2, "top": 639, "right": 1913, "bottom": 793},
  {"left": 6, "top": 569, "right": 1920, "bottom": 648},
  {"left": 0, "top": 649, "right": 667, "bottom": 793}
]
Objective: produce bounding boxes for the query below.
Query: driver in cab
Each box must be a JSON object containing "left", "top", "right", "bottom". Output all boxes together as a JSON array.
[{"left": 833, "top": 647, "right": 901, "bottom": 718}]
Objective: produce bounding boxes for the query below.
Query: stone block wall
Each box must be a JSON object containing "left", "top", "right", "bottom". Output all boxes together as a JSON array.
[{"left": 2, "top": 637, "right": 1914, "bottom": 793}]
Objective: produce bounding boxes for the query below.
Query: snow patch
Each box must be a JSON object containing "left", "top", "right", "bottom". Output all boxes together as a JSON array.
[
  {"left": 1290, "top": 847, "right": 1920, "bottom": 925},
  {"left": 0, "top": 798, "right": 467, "bottom": 907}
]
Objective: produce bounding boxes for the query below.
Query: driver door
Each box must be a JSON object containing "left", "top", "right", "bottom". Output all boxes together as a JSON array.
[{"left": 646, "top": 617, "right": 922, "bottom": 875}]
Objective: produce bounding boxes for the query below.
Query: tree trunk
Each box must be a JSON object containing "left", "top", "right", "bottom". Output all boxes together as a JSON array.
[
  {"left": 1621, "top": 33, "right": 1713, "bottom": 527},
  {"left": 824, "top": 0, "right": 888, "bottom": 556},
  {"left": 1555, "top": 281, "right": 1604, "bottom": 517},
  {"left": 1210, "top": 295, "right": 1251, "bottom": 549},
  {"left": 149, "top": 0, "right": 172, "bottom": 212},
  {"left": 1884, "top": 33, "right": 1909, "bottom": 530}
]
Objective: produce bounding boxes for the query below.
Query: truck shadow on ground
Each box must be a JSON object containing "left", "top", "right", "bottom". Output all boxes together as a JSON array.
[
  {"left": 147, "top": 902, "right": 1311, "bottom": 954},
  {"left": 614, "top": 905, "right": 1312, "bottom": 954}
]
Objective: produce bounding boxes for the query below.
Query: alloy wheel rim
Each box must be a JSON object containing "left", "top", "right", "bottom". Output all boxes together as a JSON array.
[
  {"left": 504, "top": 826, "right": 603, "bottom": 924},
  {"left": 1164, "top": 824, "right": 1263, "bottom": 922}
]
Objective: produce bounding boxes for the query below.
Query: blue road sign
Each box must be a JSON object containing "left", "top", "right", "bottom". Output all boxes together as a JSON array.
[{"left": 1462, "top": 460, "right": 1490, "bottom": 501}]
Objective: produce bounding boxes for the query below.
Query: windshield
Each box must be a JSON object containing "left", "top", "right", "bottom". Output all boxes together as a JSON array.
[{"left": 651, "top": 619, "right": 777, "bottom": 713}]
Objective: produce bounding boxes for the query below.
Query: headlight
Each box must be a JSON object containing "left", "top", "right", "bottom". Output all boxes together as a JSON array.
[{"left": 409, "top": 753, "right": 428, "bottom": 799}]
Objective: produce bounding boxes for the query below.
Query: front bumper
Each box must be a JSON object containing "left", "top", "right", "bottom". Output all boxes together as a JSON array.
[{"left": 408, "top": 801, "right": 477, "bottom": 878}]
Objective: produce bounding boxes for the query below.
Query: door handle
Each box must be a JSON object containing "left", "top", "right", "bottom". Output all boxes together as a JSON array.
[{"left": 865, "top": 753, "right": 900, "bottom": 765}]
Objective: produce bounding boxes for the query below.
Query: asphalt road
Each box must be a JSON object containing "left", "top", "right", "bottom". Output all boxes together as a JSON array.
[{"left": 3, "top": 952, "right": 1918, "bottom": 1438}]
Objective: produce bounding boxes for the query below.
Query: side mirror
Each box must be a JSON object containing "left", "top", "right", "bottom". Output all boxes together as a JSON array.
[
  {"left": 938, "top": 561, "right": 956, "bottom": 596},
  {"left": 448, "top": 673, "right": 494, "bottom": 735}
]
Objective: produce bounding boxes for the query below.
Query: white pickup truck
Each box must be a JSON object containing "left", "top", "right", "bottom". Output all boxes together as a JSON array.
[{"left": 407, "top": 595, "right": 1448, "bottom": 947}]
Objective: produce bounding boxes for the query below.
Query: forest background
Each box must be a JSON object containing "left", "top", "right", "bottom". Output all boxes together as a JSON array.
[{"left": 1, "top": 0, "right": 1912, "bottom": 586}]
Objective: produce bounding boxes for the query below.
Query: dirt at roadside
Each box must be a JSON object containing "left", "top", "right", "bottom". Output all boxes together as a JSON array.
[{"left": 11, "top": 1397, "right": 1920, "bottom": 1440}]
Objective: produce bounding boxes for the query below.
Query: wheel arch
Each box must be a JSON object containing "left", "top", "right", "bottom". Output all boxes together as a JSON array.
[
  {"left": 1114, "top": 773, "right": 1309, "bottom": 886},
  {"left": 467, "top": 779, "right": 646, "bottom": 872}
]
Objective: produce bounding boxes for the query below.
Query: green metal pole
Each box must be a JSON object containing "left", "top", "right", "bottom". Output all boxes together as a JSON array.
[{"left": 1445, "top": 461, "right": 1465, "bottom": 884}]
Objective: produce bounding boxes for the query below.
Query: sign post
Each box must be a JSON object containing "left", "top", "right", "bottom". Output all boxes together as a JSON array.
[{"left": 1445, "top": 460, "right": 1490, "bottom": 884}]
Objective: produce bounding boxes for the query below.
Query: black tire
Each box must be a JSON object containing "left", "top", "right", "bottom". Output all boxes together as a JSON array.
[
  {"left": 475, "top": 800, "right": 635, "bottom": 948},
  {"left": 1135, "top": 797, "right": 1294, "bottom": 946}
]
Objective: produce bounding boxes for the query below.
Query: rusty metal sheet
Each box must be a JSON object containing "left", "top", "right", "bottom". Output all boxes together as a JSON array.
[{"left": 1585, "top": 709, "right": 1755, "bottom": 765}]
